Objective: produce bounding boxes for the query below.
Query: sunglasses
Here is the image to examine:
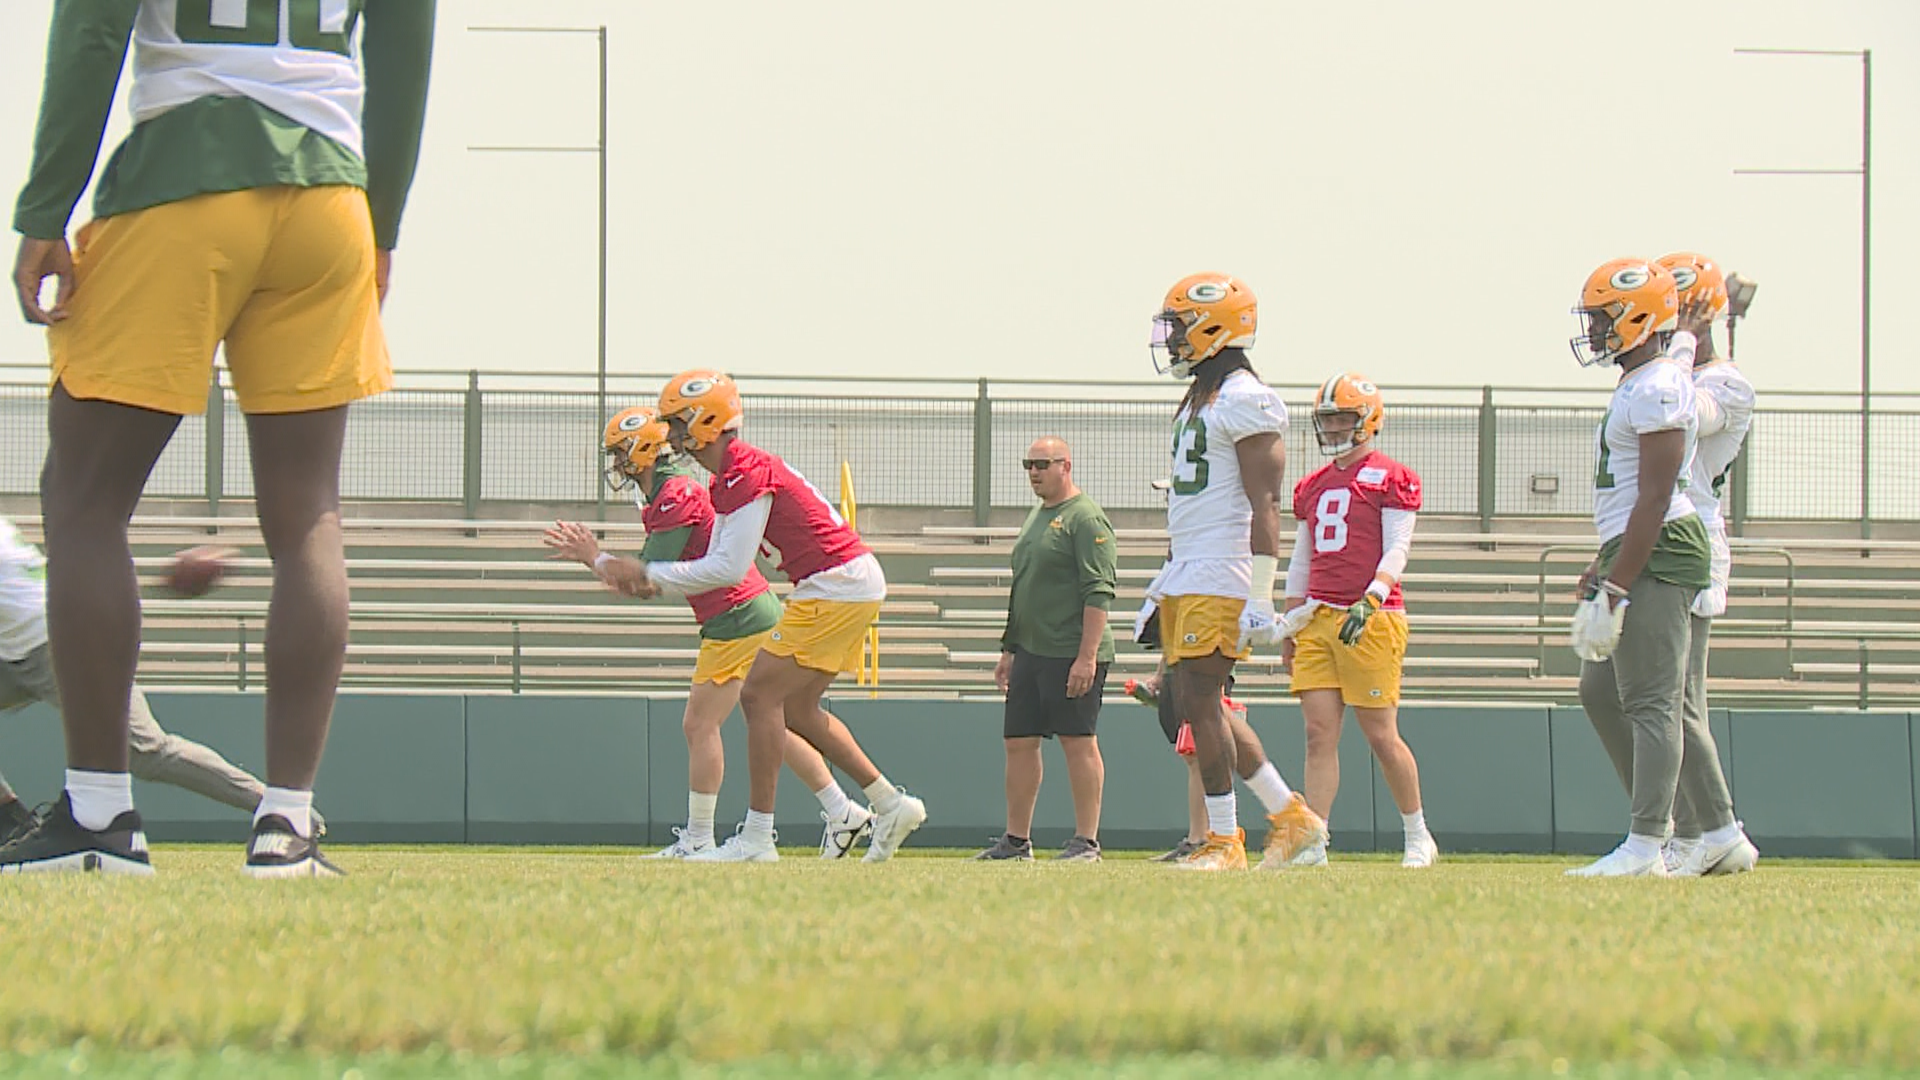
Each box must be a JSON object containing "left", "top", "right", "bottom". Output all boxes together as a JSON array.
[{"left": 1022, "top": 458, "right": 1065, "bottom": 471}]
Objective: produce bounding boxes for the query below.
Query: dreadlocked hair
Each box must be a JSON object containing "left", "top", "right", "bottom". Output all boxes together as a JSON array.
[{"left": 1176, "top": 349, "right": 1257, "bottom": 421}]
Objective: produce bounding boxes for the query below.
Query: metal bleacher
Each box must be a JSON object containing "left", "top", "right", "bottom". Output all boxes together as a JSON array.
[{"left": 13, "top": 515, "right": 1920, "bottom": 708}]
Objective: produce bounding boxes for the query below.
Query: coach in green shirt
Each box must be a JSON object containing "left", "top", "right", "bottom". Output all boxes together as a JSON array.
[{"left": 976, "top": 437, "right": 1118, "bottom": 863}]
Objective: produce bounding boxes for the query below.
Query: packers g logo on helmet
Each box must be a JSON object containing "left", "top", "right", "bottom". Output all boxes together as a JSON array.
[
  {"left": 1186, "top": 281, "right": 1228, "bottom": 304},
  {"left": 1609, "top": 266, "right": 1650, "bottom": 291},
  {"left": 1669, "top": 266, "right": 1698, "bottom": 290}
]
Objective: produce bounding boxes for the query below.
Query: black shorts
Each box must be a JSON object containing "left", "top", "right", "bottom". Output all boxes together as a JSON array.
[
  {"left": 1004, "top": 648, "right": 1108, "bottom": 739},
  {"left": 1154, "top": 667, "right": 1235, "bottom": 745}
]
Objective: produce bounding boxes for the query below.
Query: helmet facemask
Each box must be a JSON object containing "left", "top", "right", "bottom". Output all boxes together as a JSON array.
[{"left": 1313, "top": 409, "right": 1368, "bottom": 457}]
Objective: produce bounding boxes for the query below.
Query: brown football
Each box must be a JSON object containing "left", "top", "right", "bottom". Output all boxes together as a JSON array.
[{"left": 166, "top": 546, "right": 237, "bottom": 597}]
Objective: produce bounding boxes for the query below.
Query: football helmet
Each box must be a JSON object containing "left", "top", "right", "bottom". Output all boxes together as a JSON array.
[
  {"left": 1570, "top": 258, "right": 1677, "bottom": 367},
  {"left": 601, "top": 406, "right": 670, "bottom": 492},
  {"left": 1656, "top": 251, "right": 1729, "bottom": 321},
  {"left": 657, "top": 370, "right": 743, "bottom": 450},
  {"left": 1312, "top": 373, "right": 1385, "bottom": 456},
  {"left": 1150, "top": 272, "right": 1257, "bottom": 378}
]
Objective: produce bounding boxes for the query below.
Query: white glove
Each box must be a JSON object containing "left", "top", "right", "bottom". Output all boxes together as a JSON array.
[
  {"left": 1570, "top": 595, "right": 1628, "bottom": 662},
  {"left": 1278, "top": 601, "right": 1319, "bottom": 640},
  {"left": 1237, "top": 597, "right": 1285, "bottom": 651}
]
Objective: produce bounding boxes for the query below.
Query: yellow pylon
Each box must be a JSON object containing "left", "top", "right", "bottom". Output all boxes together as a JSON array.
[{"left": 840, "top": 461, "right": 880, "bottom": 689}]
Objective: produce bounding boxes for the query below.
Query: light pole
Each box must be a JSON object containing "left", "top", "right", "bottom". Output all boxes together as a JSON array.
[
  {"left": 1734, "top": 47, "right": 1871, "bottom": 539},
  {"left": 469, "top": 24, "right": 610, "bottom": 519}
]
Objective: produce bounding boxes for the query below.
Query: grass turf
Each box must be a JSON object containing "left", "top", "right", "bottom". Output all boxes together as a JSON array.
[{"left": 1, "top": 848, "right": 1915, "bottom": 1077}]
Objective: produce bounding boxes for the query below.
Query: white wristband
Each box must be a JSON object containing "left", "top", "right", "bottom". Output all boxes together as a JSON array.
[
  {"left": 593, "top": 552, "right": 615, "bottom": 573},
  {"left": 1250, "top": 554, "right": 1279, "bottom": 600},
  {"left": 1365, "top": 579, "right": 1391, "bottom": 604}
]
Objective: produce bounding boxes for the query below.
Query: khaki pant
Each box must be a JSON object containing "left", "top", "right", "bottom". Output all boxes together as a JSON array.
[
  {"left": 1579, "top": 584, "right": 1735, "bottom": 839},
  {"left": 0, "top": 643, "right": 265, "bottom": 813}
]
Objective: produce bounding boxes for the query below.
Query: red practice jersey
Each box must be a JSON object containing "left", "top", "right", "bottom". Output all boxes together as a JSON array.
[
  {"left": 645, "top": 474, "right": 771, "bottom": 624},
  {"left": 709, "top": 440, "right": 870, "bottom": 583},
  {"left": 1291, "top": 450, "right": 1422, "bottom": 610}
]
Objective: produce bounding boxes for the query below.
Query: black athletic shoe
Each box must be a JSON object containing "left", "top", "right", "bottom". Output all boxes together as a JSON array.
[
  {"left": 1150, "top": 838, "right": 1202, "bottom": 863},
  {"left": 0, "top": 792, "right": 153, "bottom": 876},
  {"left": 243, "top": 814, "right": 343, "bottom": 879},
  {"left": 0, "top": 799, "right": 37, "bottom": 847},
  {"left": 972, "top": 833, "right": 1034, "bottom": 861}
]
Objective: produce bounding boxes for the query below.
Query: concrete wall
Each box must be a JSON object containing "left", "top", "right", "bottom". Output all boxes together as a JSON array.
[{"left": 0, "top": 692, "right": 1912, "bottom": 858}]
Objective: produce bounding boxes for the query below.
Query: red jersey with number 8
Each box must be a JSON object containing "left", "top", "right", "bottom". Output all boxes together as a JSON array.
[
  {"left": 709, "top": 439, "right": 870, "bottom": 583},
  {"left": 1291, "top": 451, "right": 1421, "bottom": 610}
]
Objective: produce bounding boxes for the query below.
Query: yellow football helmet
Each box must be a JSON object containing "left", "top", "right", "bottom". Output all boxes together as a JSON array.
[
  {"left": 1570, "top": 258, "right": 1678, "bottom": 367},
  {"left": 657, "top": 370, "right": 744, "bottom": 451},
  {"left": 1313, "top": 373, "right": 1385, "bottom": 456},
  {"left": 1656, "top": 251, "right": 1729, "bottom": 322},
  {"left": 601, "top": 406, "right": 671, "bottom": 492},
  {"left": 1150, "top": 272, "right": 1257, "bottom": 378}
]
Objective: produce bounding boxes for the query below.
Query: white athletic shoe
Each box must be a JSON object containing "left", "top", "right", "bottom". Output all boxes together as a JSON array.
[
  {"left": 862, "top": 791, "right": 927, "bottom": 863},
  {"left": 1694, "top": 825, "right": 1760, "bottom": 876},
  {"left": 819, "top": 803, "right": 875, "bottom": 860},
  {"left": 1566, "top": 841, "right": 1669, "bottom": 878},
  {"left": 1663, "top": 836, "right": 1703, "bottom": 877},
  {"left": 684, "top": 827, "right": 779, "bottom": 863},
  {"left": 1284, "top": 839, "right": 1330, "bottom": 868},
  {"left": 641, "top": 827, "right": 713, "bottom": 860},
  {"left": 1402, "top": 834, "right": 1439, "bottom": 869}
]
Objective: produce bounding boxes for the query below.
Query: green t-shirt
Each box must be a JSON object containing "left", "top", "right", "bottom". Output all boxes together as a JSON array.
[
  {"left": 1596, "top": 514, "right": 1712, "bottom": 591},
  {"left": 1000, "top": 493, "right": 1117, "bottom": 661},
  {"left": 13, "top": 0, "right": 435, "bottom": 249}
]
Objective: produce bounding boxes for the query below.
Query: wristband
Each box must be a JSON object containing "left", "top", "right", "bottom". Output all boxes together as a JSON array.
[
  {"left": 1364, "top": 579, "right": 1391, "bottom": 604},
  {"left": 593, "top": 552, "right": 615, "bottom": 573},
  {"left": 1250, "top": 554, "right": 1279, "bottom": 600},
  {"left": 1601, "top": 579, "right": 1630, "bottom": 600}
]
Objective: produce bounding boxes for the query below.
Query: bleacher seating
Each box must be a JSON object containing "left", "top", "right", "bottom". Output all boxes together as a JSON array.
[{"left": 9, "top": 514, "right": 1920, "bottom": 708}]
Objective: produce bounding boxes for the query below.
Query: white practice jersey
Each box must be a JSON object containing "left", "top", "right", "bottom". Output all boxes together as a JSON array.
[
  {"left": 1593, "top": 358, "right": 1698, "bottom": 543},
  {"left": 0, "top": 518, "right": 49, "bottom": 661},
  {"left": 132, "top": 0, "right": 367, "bottom": 157},
  {"left": 1687, "top": 361, "right": 1756, "bottom": 532},
  {"left": 1155, "top": 370, "right": 1288, "bottom": 600}
]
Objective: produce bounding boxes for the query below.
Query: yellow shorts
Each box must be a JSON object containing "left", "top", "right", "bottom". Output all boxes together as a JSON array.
[
  {"left": 49, "top": 185, "right": 391, "bottom": 416},
  {"left": 1160, "top": 594, "right": 1249, "bottom": 665},
  {"left": 692, "top": 631, "right": 772, "bottom": 685},
  {"left": 1289, "top": 605, "right": 1408, "bottom": 708},
  {"left": 761, "top": 598, "right": 882, "bottom": 675}
]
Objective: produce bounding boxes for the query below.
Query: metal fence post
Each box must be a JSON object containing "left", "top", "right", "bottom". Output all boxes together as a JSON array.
[
  {"left": 1477, "top": 386, "right": 1496, "bottom": 533},
  {"left": 204, "top": 379, "right": 224, "bottom": 519},
  {"left": 972, "top": 378, "right": 992, "bottom": 528},
  {"left": 463, "top": 370, "right": 482, "bottom": 524},
  {"left": 1728, "top": 451, "right": 1750, "bottom": 537}
]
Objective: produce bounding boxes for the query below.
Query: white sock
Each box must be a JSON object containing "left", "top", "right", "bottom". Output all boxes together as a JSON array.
[
  {"left": 1702, "top": 822, "right": 1744, "bottom": 847},
  {"left": 1204, "top": 792, "right": 1238, "bottom": 838},
  {"left": 1623, "top": 832, "right": 1663, "bottom": 861},
  {"left": 1402, "top": 809, "right": 1429, "bottom": 842},
  {"left": 687, "top": 791, "right": 718, "bottom": 844},
  {"left": 814, "top": 781, "right": 853, "bottom": 820},
  {"left": 1243, "top": 762, "right": 1293, "bottom": 814},
  {"left": 742, "top": 809, "right": 777, "bottom": 845},
  {"left": 66, "top": 769, "right": 134, "bottom": 832},
  {"left": 863, "top": 776, "right": 901, "bottom": 814},
  {"left": 255, "top": 786, "right": 314, "bottom": 839}
]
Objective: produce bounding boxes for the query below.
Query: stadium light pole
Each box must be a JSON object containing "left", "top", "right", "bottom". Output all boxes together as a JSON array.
[
  {"left": 469, "top": 24, "right": 610, "bottom": 520},
  {"left": 1734, "top": 47, "right": 1871, "bottom": 539}
]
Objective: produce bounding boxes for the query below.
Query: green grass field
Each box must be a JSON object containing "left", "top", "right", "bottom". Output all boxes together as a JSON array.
[{"left": 2, "top": 847, "right": 1916, "bottom": 1079}]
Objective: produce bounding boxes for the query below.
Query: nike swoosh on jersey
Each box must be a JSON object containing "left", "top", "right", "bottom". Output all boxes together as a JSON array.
[{"left": 726, "top": 475, "right": 747, "bottom": 487}]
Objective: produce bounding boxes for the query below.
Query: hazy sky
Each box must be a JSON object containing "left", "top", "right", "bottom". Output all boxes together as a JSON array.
[{"left": 3, "top": 0, "right": 1916, "bottom": 397}]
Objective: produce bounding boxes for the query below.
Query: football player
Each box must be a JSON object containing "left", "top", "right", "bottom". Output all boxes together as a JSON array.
[
  {"left": 614, "top": 372, "right": 927, "bottom": 863},
  {"left": 1648, "top": 252, "right": 1759, "bottom": 875},
  {"left": 1144, "top": 272, "right": 1325, "bottom": 871},
  {"left": 1280, "top": 374, "right": 1437, "bottom": 867},
  {"left": 1567, "top": 258, "right": 1713, "bottom": 877},
  {"left": 544, "top": 408, "right": 875, "bottom": 859}
]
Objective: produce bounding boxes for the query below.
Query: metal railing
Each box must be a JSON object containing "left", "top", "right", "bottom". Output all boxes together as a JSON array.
[{"left": 7, "top": 366, "right": 1920, "bottom": 526}]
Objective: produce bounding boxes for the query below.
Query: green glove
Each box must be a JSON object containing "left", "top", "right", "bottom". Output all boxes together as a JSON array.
[{"left": 1339, "top": 596, "right": 1377, "bottom": 646}]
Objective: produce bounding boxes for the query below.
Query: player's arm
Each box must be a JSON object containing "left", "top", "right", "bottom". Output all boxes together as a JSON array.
[
  {"left": 1282, "top": 521, "right": 1311, "bottom": 613},
  {"left": 1694, "top": 377, "right": 1754, "bottom": 440},
  {"left": 11, "top": 1, "right": 137, "bottom": 325},
  {"left": 643, "top": 495, "right": 771, "bottom": 594},
  {"left": 1606, "top": 428, "right": 1687, "bottom": 600},
  {"left": 361, "top": 0, "right": 436, "bottom": 254},
  {"left": 1236, "top": 430, "right": 1286, "bottom": 587}
]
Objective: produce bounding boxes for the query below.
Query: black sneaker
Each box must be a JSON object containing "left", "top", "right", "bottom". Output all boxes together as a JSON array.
[
  {"left": 1055, "top": 835, "right": 1102, "bottom": 862},
  {"left": 972, "top": 833, "right": 1034, "bottom": 861},
  {"left": 0, "top": 798, "right": 36, "bottom": 846},
  {"left": 244, "top": 814, "right": 344, "bottom": 879},
  {"left": 1150, "top": 838, "right": 1202, "bottom": 863},
  {"left": 0, "top": 792, "right": 152, "bottom": 876}
]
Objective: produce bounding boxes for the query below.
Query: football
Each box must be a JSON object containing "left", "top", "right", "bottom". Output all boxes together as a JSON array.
[{"left": 166, "top": 545, "right": 238, "bottom": 597}]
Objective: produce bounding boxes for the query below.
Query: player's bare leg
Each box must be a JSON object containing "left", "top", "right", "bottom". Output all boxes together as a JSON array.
[
  {"left": 785, "top": 685, "right": 922, "bottom": 862},
  {"left": 1170, "top": 652, "right": 1246, "bottom": 870},
  {"left": 1299, "top": 689, "right": 1346, "bottom": 819},
  {"left": 796, "top": 707, "right": 873, "bottom": 859},
  {"left": 1354, "top": 704, "right": 1436, "bottom": 866}
]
